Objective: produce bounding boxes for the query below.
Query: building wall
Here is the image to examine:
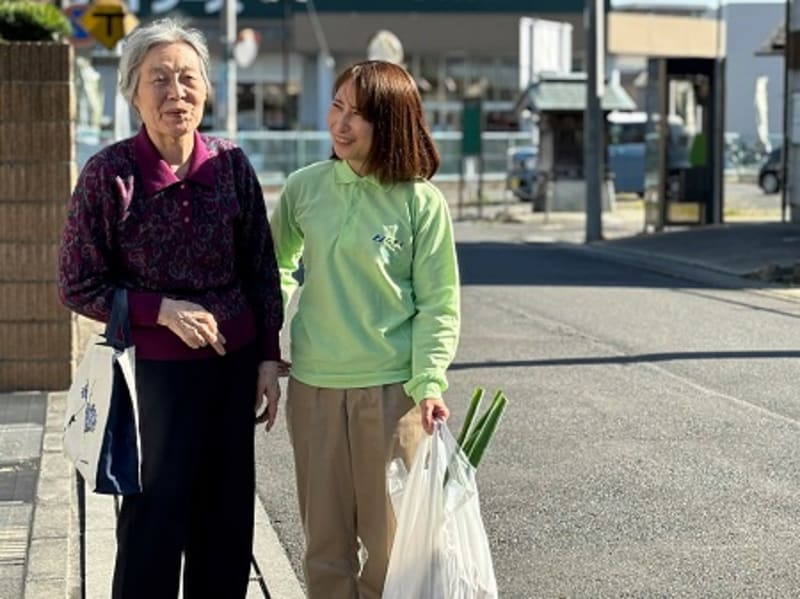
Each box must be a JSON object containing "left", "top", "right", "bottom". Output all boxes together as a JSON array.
[
  {"left": 0, "top": 43, "right": 76, "bottom": 391},
  {"left": 130, "top": 0, "right": 585, "bottom": 18},
  {"left": 723, "top": 2, "right": 784, "bottom": 141},
  {"left": 292, "top": 12, "right": 585, "bottom": 56},
  {"left": 290, "top": 12, "right": 585, "bottom": 130},
  {"left": 143, "top": 10, "right": 586, "bottom": 131},
  {"left": 93, "top": 3, "right": 783, "bottom": 139}
]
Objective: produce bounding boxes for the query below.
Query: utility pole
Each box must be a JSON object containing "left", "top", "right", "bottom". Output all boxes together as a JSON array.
[
  {"left": 282, "top": 0, "right": 293, "bottom": 129},
  {"left": 221, "top": 0, "right": 237, "bottom": 141},
  {"left": 584, "top": 0, "right": 605, "bottom": 242},
  {"left": 782, "top": 0, "right": 790, "bottom": 221},
  {"left": 786, "top": 0, "right": 799, "bottom": 222}
]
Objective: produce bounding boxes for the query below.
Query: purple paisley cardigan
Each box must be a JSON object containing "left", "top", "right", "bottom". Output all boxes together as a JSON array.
[{"left": 58, "top": 127, "right": 283, "bottom": 362}]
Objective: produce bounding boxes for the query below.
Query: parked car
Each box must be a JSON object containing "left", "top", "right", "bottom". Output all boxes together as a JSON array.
[
  {"left": 608, "top": 111, "right": 690, "bottom": 197},
  {"left": 758, "top": 147, "right": 783, "bottom": 194},
  {"left": 505, "top": 145, "right": 539, "bottom": 207}
]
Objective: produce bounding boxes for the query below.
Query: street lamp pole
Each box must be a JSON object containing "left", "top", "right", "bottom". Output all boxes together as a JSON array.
[
  {"left": 222, "top": 0, "right": 237, "bottom": 140},
  {"left": 585, "top": 0, "right": 605, "bottom": 242},
  {"left": 282, "top": 0, "right": 292, "bottom": 129}
]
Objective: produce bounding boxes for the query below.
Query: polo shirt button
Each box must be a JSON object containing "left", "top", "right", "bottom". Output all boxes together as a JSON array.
[
  {"left": 182, "top": 200, "right": 189, "bottom": 207},
  {"left": 183, "top": 217, "right": 189, "bottom": 223},
  {"left": 180, "top": 183, "right": 186, "bottom": 190}
]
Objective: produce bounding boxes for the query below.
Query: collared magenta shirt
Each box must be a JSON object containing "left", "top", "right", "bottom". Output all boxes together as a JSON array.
[{"left": 59, "top": 127, "right": 283, "bottom": 361}]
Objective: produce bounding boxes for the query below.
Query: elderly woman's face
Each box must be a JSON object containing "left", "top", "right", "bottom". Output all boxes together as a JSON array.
[{"left": 134, "top": 42, "right": 206, "bottom": 141}]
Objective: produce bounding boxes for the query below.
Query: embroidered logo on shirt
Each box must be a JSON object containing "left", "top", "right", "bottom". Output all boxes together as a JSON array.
[
  {"left": 373, "top": 225, "right": 404, "bottom": 252},
  {"left": 372, "top": 234, "right": 403, "bottom": 251}
]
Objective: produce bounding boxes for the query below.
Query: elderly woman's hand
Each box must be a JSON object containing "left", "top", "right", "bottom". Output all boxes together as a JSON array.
[
  {"left": 255, "top": 360, "right": 285, "bottom": 431},
  {"left": 157, "top": 298, "right": 226, "bottom": 355}
]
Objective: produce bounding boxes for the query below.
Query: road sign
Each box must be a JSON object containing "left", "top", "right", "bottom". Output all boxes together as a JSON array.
[
  {"left": 80, "top": 0, "right": 140, "bottom": 50},
  {"left": 64, "top": 4, "right": 95, "bottom": 49}
]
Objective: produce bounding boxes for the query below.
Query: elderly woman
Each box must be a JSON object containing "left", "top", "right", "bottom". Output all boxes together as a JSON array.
[{"left": 58, "top": 19, "right": 283, "bottom": 599}]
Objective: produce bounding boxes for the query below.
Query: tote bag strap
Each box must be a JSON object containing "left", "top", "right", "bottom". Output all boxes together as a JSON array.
[{"left": 104, "top": 288, "right": 131, "bottom": 351}]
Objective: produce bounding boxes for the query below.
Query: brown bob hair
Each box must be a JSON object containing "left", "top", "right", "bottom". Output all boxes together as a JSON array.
[{"left": 330, "top": 60, "right": 440, "bottom": 183}]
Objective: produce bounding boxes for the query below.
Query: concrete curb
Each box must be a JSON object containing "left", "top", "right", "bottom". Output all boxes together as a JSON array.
[
  {"left": 251, "top": 494, "right": 305, "bottom": 599},
  {"left": 23, "top": 391, "right": 76, "bottom": 599}
]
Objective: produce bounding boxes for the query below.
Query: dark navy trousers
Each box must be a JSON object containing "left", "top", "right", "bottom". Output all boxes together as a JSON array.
[{"left": 112, "top": 342, "right": 258, "bottom": 599}]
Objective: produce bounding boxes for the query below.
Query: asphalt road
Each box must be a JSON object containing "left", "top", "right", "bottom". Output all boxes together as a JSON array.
[{"left": 255, "top": 217, "right": 800, "bottom": 598}]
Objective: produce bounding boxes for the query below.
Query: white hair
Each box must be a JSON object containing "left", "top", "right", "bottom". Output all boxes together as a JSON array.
[{"left": 118, "top": 18, "right": 210, "bottom": 105}]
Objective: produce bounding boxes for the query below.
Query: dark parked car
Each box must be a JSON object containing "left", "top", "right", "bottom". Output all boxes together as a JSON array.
[
  {"left": 758, "top": 147, "right": 783, "bottom": 194},
  {"left": 505, "top": 145, "right": 540, "bottom": 208}
]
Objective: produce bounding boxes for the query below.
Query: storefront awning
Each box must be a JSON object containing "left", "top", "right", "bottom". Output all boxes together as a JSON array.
[{"left": 515, "top": 74, "right": 636, "bottom": 113}]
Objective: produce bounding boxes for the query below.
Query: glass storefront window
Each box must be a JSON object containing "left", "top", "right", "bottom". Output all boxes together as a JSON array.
[{"left": 410, "top": 54, "right": 520, "bottom": 132}]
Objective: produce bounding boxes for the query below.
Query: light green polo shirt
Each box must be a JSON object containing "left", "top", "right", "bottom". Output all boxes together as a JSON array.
[{"left": 270, "top": 159, "right": 460, "bottom": 402}]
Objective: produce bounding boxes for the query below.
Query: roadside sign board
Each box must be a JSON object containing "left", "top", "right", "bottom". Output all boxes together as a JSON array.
[
  {"left": 64, "top": 4, "right": 95, "bottom": 49},
  {"left": 462, "top": 98, "right": 483, "bottom": 157},
  {"left": 80, "top": 0, "right": 140, "bottom": 50}
]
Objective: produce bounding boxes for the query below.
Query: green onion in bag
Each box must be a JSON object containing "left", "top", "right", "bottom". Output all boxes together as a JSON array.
[
  {"left": 456, "top": 387, "right": 484, "bottom": 448},
  {"left": 457, "top": 388, "right": 508, "bottom": 470}
]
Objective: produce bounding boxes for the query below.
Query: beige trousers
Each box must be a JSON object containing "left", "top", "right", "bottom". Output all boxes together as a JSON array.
[{"left": 285, "top": 377, "right": 424, "bottom": 599}]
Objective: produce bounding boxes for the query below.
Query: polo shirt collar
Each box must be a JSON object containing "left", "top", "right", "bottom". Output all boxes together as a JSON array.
[
  {"left": 133, "top": 127, "right": 215, "bottom": 197},
  {"left": 333, "top": 159, "right": 382, "bottom": 187}
]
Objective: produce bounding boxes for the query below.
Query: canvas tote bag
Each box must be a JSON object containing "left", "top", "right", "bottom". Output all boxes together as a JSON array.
[{"left": 63, "top": 288, "right": 142, "bottom": 495}]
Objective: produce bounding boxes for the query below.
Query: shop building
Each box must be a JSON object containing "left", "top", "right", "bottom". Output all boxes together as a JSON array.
[{"left": 123, "top": 0, "right": 587, "bottom": 131}]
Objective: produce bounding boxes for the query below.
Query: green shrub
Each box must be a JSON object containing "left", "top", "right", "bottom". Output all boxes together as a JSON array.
[{"left": 0, "top": 0, "right": 71, "bottom": 42}]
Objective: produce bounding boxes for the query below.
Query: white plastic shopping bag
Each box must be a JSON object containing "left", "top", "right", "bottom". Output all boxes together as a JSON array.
[
  {"left": 63, "top": 289, "right": 142, "bottom": 495},
  {"left": 383, "top": 420, "right": 498, "bottom": 599}
]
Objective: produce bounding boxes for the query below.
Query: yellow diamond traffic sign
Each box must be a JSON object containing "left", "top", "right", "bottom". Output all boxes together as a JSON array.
[{"left": 80, "top": 0, "right": 139, "bottom": 50}]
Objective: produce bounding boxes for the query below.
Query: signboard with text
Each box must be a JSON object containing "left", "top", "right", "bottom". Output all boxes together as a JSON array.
[{"left": 128, "top": 0, "right": 585, "bottom": 19}]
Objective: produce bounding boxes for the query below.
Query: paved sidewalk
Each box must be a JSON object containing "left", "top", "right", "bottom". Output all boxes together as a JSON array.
[
  {"left": 4, "top": 201, "right": 800, "bottom": 599},
  {"left": 0, "top": 392, "right": 76, "bottom": 599},
  {"left": 595, "top": 221, "right": 800, "bottom": 279},
  {"left": 1, "top": 390, "right": 304, "bottom": 599},
  {"left": 456, "top": 201, "right": 800, "bottom": 298}
]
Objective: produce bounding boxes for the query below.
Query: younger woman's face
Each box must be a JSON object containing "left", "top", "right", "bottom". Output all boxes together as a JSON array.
[{"left": 327, "top": 77, "right": 374, "bottom": 176}]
